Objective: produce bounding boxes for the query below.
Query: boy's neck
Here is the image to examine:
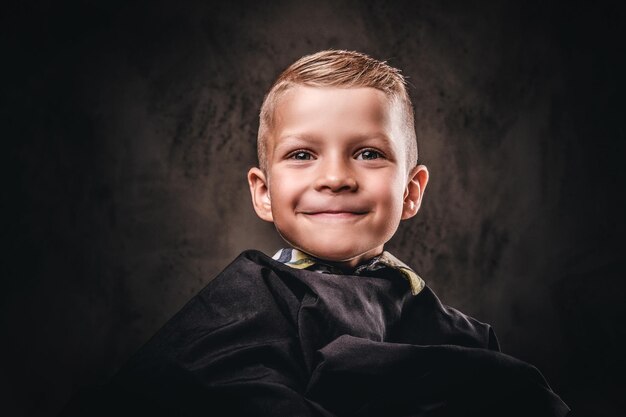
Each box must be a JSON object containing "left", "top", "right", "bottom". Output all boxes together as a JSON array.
[{"left": 304, "top": 246, "right": 385, "bottom": 272}]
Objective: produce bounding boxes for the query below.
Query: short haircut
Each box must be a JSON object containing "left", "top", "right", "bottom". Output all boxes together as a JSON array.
[{"left": 257, "top": 50, "right": 418, "bottom": 172}]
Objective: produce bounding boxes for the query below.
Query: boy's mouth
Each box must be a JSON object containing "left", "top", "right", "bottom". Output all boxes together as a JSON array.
[{"left": 300, "top": 210, "right": 369, "bottom": 221}]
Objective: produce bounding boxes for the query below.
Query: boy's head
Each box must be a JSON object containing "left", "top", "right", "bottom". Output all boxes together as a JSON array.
[{"left": 248, "top": 50, "right": 428, "bottom": 268}]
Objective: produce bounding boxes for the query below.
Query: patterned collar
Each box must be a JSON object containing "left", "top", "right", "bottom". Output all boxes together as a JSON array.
[{"left": 272, "top": 247, "right": 425, "bottom": 296}]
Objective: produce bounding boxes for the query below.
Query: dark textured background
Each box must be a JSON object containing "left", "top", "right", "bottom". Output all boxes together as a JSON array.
[{"left": 2, "top": 1, "right": 625, "bottom": 416}]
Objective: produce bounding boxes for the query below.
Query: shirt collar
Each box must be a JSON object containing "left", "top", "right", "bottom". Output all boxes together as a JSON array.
[{"left": 272, "top": 247, "right": 425, "bottom": 296}]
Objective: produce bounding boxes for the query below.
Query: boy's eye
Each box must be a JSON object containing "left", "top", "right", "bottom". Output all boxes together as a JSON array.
[
  {"left": 356, "top": 149, "right": 383, "bottom": 160},
  {"left": 289, "top": 151, "right": 313, "bottom": 160}
]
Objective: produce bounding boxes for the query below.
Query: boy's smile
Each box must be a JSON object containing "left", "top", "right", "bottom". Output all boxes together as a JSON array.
[{"left": 248, "top": 86, "right": 428, "bottom": 269}]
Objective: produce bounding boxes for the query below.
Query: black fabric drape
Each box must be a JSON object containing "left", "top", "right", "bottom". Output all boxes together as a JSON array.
[{"left": 60, "top": 250, "right": 569, "bottom": 416}]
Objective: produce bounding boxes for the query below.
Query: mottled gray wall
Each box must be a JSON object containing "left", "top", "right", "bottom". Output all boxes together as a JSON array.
[{"left": 2, "top": 1, "right": 624, "bottom": 416}]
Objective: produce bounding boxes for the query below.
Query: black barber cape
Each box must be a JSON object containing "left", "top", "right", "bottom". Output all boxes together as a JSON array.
[{"left": 61, "top": 250, "right": 570, "bottom": 416}]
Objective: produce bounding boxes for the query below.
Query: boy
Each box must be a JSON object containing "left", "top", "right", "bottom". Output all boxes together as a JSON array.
[{"left": 62, "top": 50, "right": 569, "bottom": 416}]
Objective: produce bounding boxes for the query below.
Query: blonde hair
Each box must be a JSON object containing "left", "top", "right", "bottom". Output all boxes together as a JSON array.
[{"left": 257, "top": 50, "right": 418, "bottom": 172}]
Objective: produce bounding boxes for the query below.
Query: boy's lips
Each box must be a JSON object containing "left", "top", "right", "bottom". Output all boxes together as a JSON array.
[{"left": 299, "top": 209, "right": 369, "bottom": 221}]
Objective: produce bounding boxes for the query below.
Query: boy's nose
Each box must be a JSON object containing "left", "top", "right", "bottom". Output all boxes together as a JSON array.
[{"left": 313, "top": 158, "right": 358, "bottom": 193}]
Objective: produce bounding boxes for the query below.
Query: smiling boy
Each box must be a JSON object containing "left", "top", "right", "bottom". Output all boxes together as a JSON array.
[
  {"left": 62, "top": 50, "right": 569, "bottom": 417},
  {"left": 248, "top": 84, "right": 428, "bottom": 268}
]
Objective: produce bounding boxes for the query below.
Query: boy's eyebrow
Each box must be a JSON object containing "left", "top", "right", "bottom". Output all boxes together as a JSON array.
[
  {"left": 356, "top": 133, "right": 394, "bottom": 146},
  {"left": 273, "top": 134, "right": 322, "bottom": 153},
  {"left": 276, "top": 133, "right": 321, "bottom": 144}
]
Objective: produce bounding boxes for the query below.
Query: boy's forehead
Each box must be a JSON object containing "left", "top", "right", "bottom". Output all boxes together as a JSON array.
[
  {"left": 278, "top": 85, "right": 388, "bottom": 114},
  {"left": 272, "top": 86, "right": 398, "bottom": 138},
  {"left": 261, "top": 85, "right": 413, "bottom": 171}
]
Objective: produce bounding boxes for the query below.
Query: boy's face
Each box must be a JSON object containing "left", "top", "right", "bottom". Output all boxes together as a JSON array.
[{"left": 248, "top": 86, "right": 428, "bottom": 268}]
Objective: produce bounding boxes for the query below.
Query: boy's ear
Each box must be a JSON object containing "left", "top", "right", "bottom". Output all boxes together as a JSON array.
[
  {"left": 247, "top": 167, "right": 274, "bottom": 222},
  {"left": 401, "top": 164, "right": 429, "bottom": 220}
]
